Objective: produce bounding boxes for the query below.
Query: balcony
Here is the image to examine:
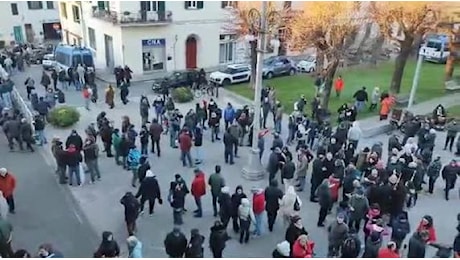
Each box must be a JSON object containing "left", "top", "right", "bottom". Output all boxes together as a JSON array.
[{"left": 91, "top": 9, "right": 173, "bottom": 27}]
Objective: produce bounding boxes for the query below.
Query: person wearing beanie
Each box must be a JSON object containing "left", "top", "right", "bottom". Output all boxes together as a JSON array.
[
  {"left": 272, "top": 240, "right": 290, "bottom": 258},
  {"left": 135, "top": 170, "right": 162, "bottom": 216},
  {"left": 169, "top": 174, "right": 189, "bottom": 225},
  {"left": 0, "top": 168, "right": 16, "bottom": 214},
  {"left": 184, "top": 229, "right": 204, "bottom": 258}
]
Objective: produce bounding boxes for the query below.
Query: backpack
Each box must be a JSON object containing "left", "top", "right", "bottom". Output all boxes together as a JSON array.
[
  {"left": 127, "top": 149, "right": 141, "bottom": 169},
  {"left": 342, "top": 236, "right": 357, "bottom": 255}
]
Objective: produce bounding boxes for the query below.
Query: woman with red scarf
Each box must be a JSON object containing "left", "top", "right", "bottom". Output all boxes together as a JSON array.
[{"left": 416, "top": 215, "right": 437, "bottom": 243}]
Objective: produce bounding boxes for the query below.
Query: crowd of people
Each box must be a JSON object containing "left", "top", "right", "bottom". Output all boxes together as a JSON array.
[{"left": 1, "top": 56, "right": 460, "bottom": 258}]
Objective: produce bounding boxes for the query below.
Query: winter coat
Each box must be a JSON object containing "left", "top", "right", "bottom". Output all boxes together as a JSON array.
[
  {"left": 169, "top": 180, "right": 189, "bottom": 209},
  {"left": 264, "top": 180, "right": 283, "bottom": 213},
  {"left": 340, "top": 234, "right": 361, "bottom": 258},
  {"left": 185, "top": 233, "right": 204, "bottom": 258},
  {"left": 378, "top": 248, "right": 399, "bottom": 258},
  {"left": 281, "top": 161, "right": 296, "bottom": 180},
  {"left": 238, "top": 198, "right": 255, "bottom": 222},
  {"left": 208, "top": 173, "right": 225, "bottom": 196},
  {"left": 407, "top": 232, "right": 427, "bottom": 258},
  {"left": 191, "top": 172, "right": 206, "bottom": 198},
  {"left": 209, "top": 224, "right": 229, "bottom": 252},
  {"left": 328, "top": 222, "right": 349, "bottom": 247},
  {"left": 285, "top": 223, "right": 308, "bottom": 249},
  {"left": 416, "top": 218, "right": 437, "bottom": 243},
  {"left": 19, "top": 122, "right": 33, "bottom": 142},
  {"left": 94, "top": 231, "right": 120, "bottom": 258},
  {"left": 316, "top": 182, "right": 332, "bottom": 208},
  {"left": 292, "top": 240, "right": 314, "bottom": 258},
  {"left": 218, "top": 188, "right": 232, "bottom": 218},
  {"left": 65, "top": 147, "right": 82, "bottom": 167},
  {"left": 280, "top": 186, "right": 301, "bottom": 218},
  {"left": 252, "top": 191, "right": 265, "bottom": 215},
  {"left": 0, "top": 193, "right": 8, "bottom": 219},
  {"left": 65, "top": 133, "right": 83, "bottom": 151},
  {"left": 230, "top": 186, "right": 247, "bottom": 218},
  {"left": 362, "top": 236, "right": 382, "bottom": 258},
  {"left": 120, "top": 193, "right": 140, "bottom": 223},
  {"left": 391, "top": 214, "right": 410, "bottom": 242},
  {"left": 149, "top": 122, "right": 163, "bottom": 141},
  {"left": 135, "top": 174, "right": 161, "bottom": 200},
  {"left": 349, "top": 194, "right": 369, "bottom": 220},
  {"left": 164, "top": 231, "right": 188, "bottom": 258},
  {"left": 128, "top": 240, "right": 143, "bottom": 258}
]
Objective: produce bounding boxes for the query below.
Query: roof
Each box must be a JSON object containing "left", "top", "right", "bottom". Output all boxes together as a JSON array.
[
  {"left": 55, "top": 44, "right": 92, "bottom": 54},
  {"left": 227, "top": 64, "right": 250, "bottom": 69}
]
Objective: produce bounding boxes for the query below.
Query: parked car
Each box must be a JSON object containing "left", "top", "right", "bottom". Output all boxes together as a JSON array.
[
  {"left": 42, "top": 54, "right": 55, "bottom": 70},
  {"left": 29, "top": 49, "right": 47, "bottom": 64},
  {"left": 262, "top": 56, "right": 296, "bottom": 79},
  {"left": 209, "top": 64, "right": 251, "bottom": 86},
  {"left": 151, "top": 69, "right": 198, "bottom": 93},
  {"left": 296, "top": 56, "right": 316, "bottom": 73}
]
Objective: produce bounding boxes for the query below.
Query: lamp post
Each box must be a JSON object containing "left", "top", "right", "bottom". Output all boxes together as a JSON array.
[
  {"left": 242, "top": 2, "right": 281, "bottom": 181},
  {"left": 407, "top": 44, "right": 427, "bottom": 109}
]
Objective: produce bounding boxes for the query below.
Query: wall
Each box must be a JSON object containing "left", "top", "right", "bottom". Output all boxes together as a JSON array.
[
  {"left": 0, "top": 1, "right": 59, "bottom": 44},
  {"left": 59, "top": 1, "right": 83, "bottom": 44}
]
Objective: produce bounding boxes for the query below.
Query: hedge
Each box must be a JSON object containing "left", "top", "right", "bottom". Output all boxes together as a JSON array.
[
  {"left": 48, "top": 106, "right": 80, "bottom": 128},
  {"left": 171, "top": 87, "right": 193, "bottom": 103}
]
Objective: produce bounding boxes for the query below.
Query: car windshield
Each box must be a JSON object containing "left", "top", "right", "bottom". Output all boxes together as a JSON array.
[
  {"left": 43, "top": 55, "right": 54, "bottom": 61},
  {"left": 427, "top": 41, "right": 442, "bottom": 51},
  {"left": 82, "top": 54, "right": 94, "bottom": 67},
  {"left": 305, "top": 56, "right": 315, "bottom": 62},
  {"left": 220, "top": 68, "right": 237, "bottom": 74},
  {"left": 264, "top": 58, "right": 275, "bottom": 66}
]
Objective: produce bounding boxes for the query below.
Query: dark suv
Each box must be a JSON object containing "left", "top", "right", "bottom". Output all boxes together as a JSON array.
[{"left": 151, "top": 69, "right": 198, "bottom": 93}]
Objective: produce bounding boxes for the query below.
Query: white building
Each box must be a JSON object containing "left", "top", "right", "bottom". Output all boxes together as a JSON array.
[
  {"left": 59, "top": 1, "right": 284, "bottom": 76},
  {"left": 0, "top": 1, "right": 61, "bottom": 47}
]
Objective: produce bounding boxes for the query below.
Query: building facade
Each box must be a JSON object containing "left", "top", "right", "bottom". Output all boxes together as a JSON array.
[
  {"left": 59, "top": 1, "right": 283, "bottom": 76},
  {"left": 0, "top": 1, "right": 61, "bottom": 47}
]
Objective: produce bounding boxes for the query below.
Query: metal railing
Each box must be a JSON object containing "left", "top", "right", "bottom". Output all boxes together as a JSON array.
[{"left": 92, "top": 9, "right": 173, "bottom": 25}]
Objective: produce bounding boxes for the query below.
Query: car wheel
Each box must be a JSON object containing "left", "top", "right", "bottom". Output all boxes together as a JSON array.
[
  {"left": 289, "top": 69, "right": 296, "bottom": 76},
  {"left": 222, "top": 79, "right": 231, "bottom": 86},
  {"left": 308, "top": 67, "right": 314, "bottom": 73},
  {"left": 266, "top": 72, "right": 273, "bottom": 79}
]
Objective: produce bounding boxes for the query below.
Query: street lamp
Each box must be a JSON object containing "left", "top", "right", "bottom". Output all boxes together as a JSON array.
[
  {"left": 242, "top": 2, "right": 281, "bottom": 181},
  {"left": 407, "top": 44, "right": 427, "bottom": 109}
]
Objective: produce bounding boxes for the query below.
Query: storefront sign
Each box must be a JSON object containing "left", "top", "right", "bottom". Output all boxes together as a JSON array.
[{"left": 142, "top": 39, "right": 165, "bottom": 47}]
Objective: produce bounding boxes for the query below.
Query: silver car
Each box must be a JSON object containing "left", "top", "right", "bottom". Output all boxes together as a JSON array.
[{"left": 262, "top": 56, "right": 297, "bottom": 79}]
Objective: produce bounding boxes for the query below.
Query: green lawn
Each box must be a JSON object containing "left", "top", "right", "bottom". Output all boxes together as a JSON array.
[
  {"left": 228, "top": 60, "right": 446, "bottom": 120},
  {"left": 447, "top": 105, "right": 460, "bottom": 119}
]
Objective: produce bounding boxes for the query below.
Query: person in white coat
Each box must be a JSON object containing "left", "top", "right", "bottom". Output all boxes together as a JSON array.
[
  {"left": 0, "top": 191, "right": 9, "bottom": 220},
  {"left": 279, "top": 186, "right": 302, "bottom": 227}
]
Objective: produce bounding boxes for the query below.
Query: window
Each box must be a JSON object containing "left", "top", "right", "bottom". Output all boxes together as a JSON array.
[
  {"left": 82, "top": 54, "right": 94, "bottom": 67},
  {"left": 72, "top": 5, "right": 81, "bottom": 23},
  {"left": 46, "top": 1, "right": 54, "bottom": 9},
  {"left": 27, "top": 1, "right": 43, "bottom": 10},
  {"left": 221, "top": 1, "right": 237, "bottom": 8},
  {"left": 60, "top": 2, "right": 67, "bottom": 19},
  {"left": 283, "top": 1, "right": 292, "bottom": 9},
  {"left": 88, "top": 27, "right": 96, "bottom": 50},
  {"left": 11, "top": 3, "right": 18, "bottom": 15},
  {"left": 184, "top": 1, "right": 203, "bottom": 10},
  {"left": 219, "top": 34, "right": 236, "bottom": 64}
]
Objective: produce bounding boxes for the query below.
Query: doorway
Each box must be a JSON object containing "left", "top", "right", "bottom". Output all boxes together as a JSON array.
[
  {"left": 24, "top": 24, "right": 34, "bottom": 43},
  {"left": 104, "top": 34, "right": 114, "bottom": 68},
  {"left": 185, "top": 36, "right": 197, "bottom": 69},
  {"left": 13, "top": 26, "right": 24, "bottom": 43}
]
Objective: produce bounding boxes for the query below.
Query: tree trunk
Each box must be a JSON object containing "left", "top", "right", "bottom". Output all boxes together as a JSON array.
[
  {"left": 390, "top": 38, "right": 413, "bottom": 94},
  {"left": 356, "top": 22, "right": 372, "bottom": 56},
  {"left": 316, "top": 48, "right": 324, "bottom": 74},
  {"left": 249, "top": 40, "right": 257, "bottom": 89},
  {"left": 370, "top": 35, "right": 385, "bottom": 67},
  {"left": 320, "top": 59, "right": 340, "bottom": 110},
  {"left": 445, "top": 41, "right": 456, "bottom": 81}
]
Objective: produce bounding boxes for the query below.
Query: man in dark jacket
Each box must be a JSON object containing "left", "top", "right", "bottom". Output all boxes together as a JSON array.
[
  {"left": 83, "top": 137, "right": 100, "bottom": 182},
  {"left": 265, "top": 179, "right": 283, "bottom": 232},
  {"left": 408, "top": 230, "right": 429, "bottom": 258},
  {"left": 218, "top": 186, "right": 232, "bottom": 228},
  {"left": 209, "top": 220, "right": 229, "bottom": 258},
  {"left": 208, "top": 165, "right": 225, "bottom": 217},
  {"left": 442, "top": 160, "right": 459, "bottom": 200},
  {"left": 230, "top": 185, "right": 247, "bottom": 233},
  {"left": 427, "top": 156, "right": 442, "bottom": 194},
  {"left": 267, "top": 148, "right": 282, "bottom": 183},
  {"left": 65, "top": 130, "right": 83, "bottom": 151},
  {"left": 340, "top": 228, "right": 361, "bottom": 258},
  {"left": 19, "top": 118, "right": 34, "bottom": 152},
  {"left": 135, "top": 169, "right": 162, "bottom": 215},
  {"left": 99, "top": 121, "right": 113, "bottom": 158},
  {"left": 391, "top": 212, "right": 410, "bottom": 249},
  {"left": 285, "top": 216, "right": 308, "bottom": 255},
  {"left": 65, "top": 144, "right": 82, "bottom": 186},
  {"left": 223, "top": 129, "right": 235, "bottom": 165},
  {"left": 169, "top": 174, "right": 189, "bottom": 225},
  {"left": 149, "top": 118, "right": 163, "bottom": 157},
  {"left": 185, "top": 229, "right": 204, "bottom": 258},
  {"left": 164, "top": 227, "right": 187, "bottom": 258},
  {"left": 310, "top": 154, "right": 325, "bottom": 202},
  {"left": 352, "top": 87, "right": 368, "bottom": 112},
  {"left": 281, "top": 156, "right": 295, "bottom": 191},
  {"left": 120, "top": 192, "right": 140, "bottom": 236},
  {"left": 3, "top": 117, "right": 21, "bottom": 151}
]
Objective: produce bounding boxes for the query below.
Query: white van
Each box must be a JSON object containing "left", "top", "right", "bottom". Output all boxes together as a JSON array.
[{"left": 42, "top": 54, "right": 55, "bottom": 70}]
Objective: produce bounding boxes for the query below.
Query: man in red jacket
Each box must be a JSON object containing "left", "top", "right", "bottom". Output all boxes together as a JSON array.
[
  {"left": 0, "top": 168, "right": 16, "bottom": 214},
  {"left": 178, "top": 129, "right": 193, "bottom": 167},
  {"left": 378, "top": 241, "right": 400, "bottom": 258},
  {"left": 251, "top": 187, "right": 265, "bottom": 236},
  {"left": 191, "top": 168, "right": 206, "bottom": 218}
]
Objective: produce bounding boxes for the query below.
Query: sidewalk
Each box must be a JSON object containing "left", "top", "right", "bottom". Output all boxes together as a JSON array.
[{"left": 222, "top": 88, "right": 460, "bottom": 138}]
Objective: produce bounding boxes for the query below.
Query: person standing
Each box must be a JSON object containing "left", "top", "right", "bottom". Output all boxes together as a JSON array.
[
  {"left": 33, "top": 115, "right": 47, "bottom": 146},
  {"left": 19, "top": 118, "right": 35, "bottom": 152},
  {"left": 24, "top": 77, "right": 35, "bottom": 100},
  {"left": 178, "top": 129, "right": 193, "bottom": 167},
  {"left": 194, "top": 126, "right": 203, "bottom": 164},
  {"left": 83, "top": 86, "right": 91, "bottom": 110},
  {"left": 139, "top": 96, "right": 150, "bottom": 126},
  {"left": 334, "top": 75, "right": 344, "bottom": 98},
  {"left": 281, "top": 156, "right": 296, "bottom": 192},
  {"left": 208, "top": 165, "right": 225, "bottom": 217},
  {"left": 264, "top": 180, "right": 283, "bottom": 232},
  {"left": 185, "top": 229, "right": 205, "bottom": 258},
  {"left": 0, "top": 169, "right": 16, "bottom": 214},
  {"left": 317, "top": 179, "right": 332, "bottom": 227},
  {"left": 353, "top": 87, "right": 368, "bottom": 112},
  {"left": 251, "top": 187, "right": 265, "bottom": 237},
  {"left": 427, "top": 156, "right": 442, "bottom": 194},
  {"left": 285, "top": 216, "right": 308, "bottom": 256},
  {"left": 238, "top": 198, "right": 255, "bottom": 244},
  {"left": 40, "top": 71, "right": 51, "bottom": 90},
  {"left": 2, "top": 117, "right": 21, "bottom": 151},
  {"left": 127, "top": 236, "right": 143, "bottom": 258},
  {"left": 65, "top": 144, "right": 83, "bottom": 186},
  {"left": 223, "top": 103, "right": 235, "bottom": 130},
  {"left": 407, "top": 230, "right": 429, "bottom": 258},
  {"left": 149, "top": 118, "right": 163, "bottom": 157},
  {"left": 223, "top": 128, "right": 235, "bottom": 165},
  {"left": 310, "top": 154, "right": 325, "bottom": 202},
  {"left": 444, "top": 120, "right": 459, "bottom": 151},
  {"left": 120, "top": 82, "right": 130, "bottom": 105},
  {"left": 441, "top": 159, "right": 459, "bottom": 200},
  {"left": 191, "top": 168, "right": 206, "bottom": 218},
  {"left": 0, "top": 216, "right": 13, "bottom": 257},
  {"left": 164, "top": 227, "right": 188, "bottom": 258},
  {"left": 94, "top": 231, "right": 120, "bottom": 258},
  {"left": 76, "top": 64, "right": 86, "bottom": 86},
  {"left": 139, "top": 125, "right": 149, "bottom": 156},
  {"left": 105, "top": 85, "right": 115, "bottom": 109},
  {"left": 120, "top": 192, "right": 140, "bottom": 236},
  {"left": 83, "top": 138, "right": 101, "bottom": 183},
  {"left": 218, "top": 186, "right": 232, "bottom": 228},
  {"left": 230, "top": 186, "right": 247, "bottom": 233},
  {"left": 327, "top": 214, "right": 349, "bottom": 257},
  {"left": 124, "top": 65, "right": 133, "bottom": 85},
  {"left": 209, "top": 221, "right": 229, "bottom": 258},
  {"left": 169, "top": 174, "right": 189, "bottom": 225},
  {"left": 135, "top": 170, "right": 162, "bottom": 216}
]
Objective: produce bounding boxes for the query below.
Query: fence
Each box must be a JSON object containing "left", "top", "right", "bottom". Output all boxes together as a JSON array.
[{"left": 10, "top": 86, "right": 35, "bottom": 135}]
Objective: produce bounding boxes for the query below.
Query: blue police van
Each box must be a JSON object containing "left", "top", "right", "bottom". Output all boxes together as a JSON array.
[{"left": 54, "top": 44, "right": 95, "bottom": 71}]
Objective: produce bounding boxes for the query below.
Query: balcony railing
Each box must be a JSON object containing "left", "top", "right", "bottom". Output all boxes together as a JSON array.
[{"left": 92, "top": 9, "right": 173, "bottom": 26}]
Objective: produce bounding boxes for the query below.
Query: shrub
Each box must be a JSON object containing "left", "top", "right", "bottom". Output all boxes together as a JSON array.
[
  {"left": 48, "top": 106, "right": 80, "bottom": 128},
  {"left": 171, "top": 87, "right": 193, "bottom": 103}
]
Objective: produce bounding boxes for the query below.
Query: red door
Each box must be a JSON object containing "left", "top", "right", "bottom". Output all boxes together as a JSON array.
[{"left": 186, "top": 37, "right": 197, "bottom": 69}]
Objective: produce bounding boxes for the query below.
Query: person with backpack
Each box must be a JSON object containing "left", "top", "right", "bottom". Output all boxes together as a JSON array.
[
  {"left": 340, "top": 228, "right": 361, "bottom": 258},
  {"left": 127, "top": 145, "right": 141, "bottom": 187},
  {"left": 120, "top": 192, "right": 140, "bottom": 236}
]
